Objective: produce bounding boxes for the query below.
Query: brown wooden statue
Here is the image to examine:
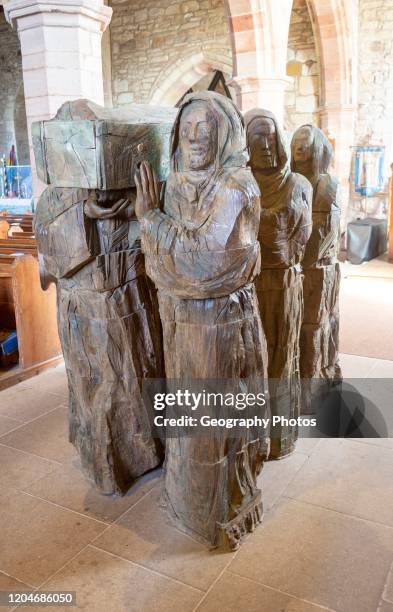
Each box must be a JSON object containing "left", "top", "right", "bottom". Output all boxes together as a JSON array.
[
  {"left": 33, "top": 100, "right": 168, "bottom": 495},
  {"left": 245, "top": 109, "right": 313, "bottom": 459},
  {"left": 135, "top": 92, "right": 270, "bottom": 550},
  {"left": 291, "top": 125, "right": 342, "bottom": 413},
  {"left": 35, "top": 186, "right": 165, "bottom": 495}
]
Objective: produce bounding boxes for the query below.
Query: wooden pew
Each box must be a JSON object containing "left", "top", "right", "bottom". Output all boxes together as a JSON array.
[
  {"left": 7, "top": 226, "right": 35, "bottom": 237},
  {"left": 0, "top": 254, "right": 62, "bottom": 390},
  {"left": 0, "top": 220, "right": 9, "bottom": 239},
  {"left": 0, "top": 213, "right": 33, "bottom": 233},
  {"left": 0, "top": 237, "right": 37, "bottom": 256},
  {"left": 8, "top": 225, "right": 24, "bottom": 237}
]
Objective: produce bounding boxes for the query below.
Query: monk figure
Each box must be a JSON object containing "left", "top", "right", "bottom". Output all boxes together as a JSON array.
[
  {"left": 35, "top": 186, "right": 164, "bottom": 495},
  {"left": 245, "top": 109, "right": 312, "bottom": 459},
  {"left": 291, "top": 125, "right": 342, "bottom": 413},
  {"left": 135, "top": 92, "right": 270, "bottom": 550}
]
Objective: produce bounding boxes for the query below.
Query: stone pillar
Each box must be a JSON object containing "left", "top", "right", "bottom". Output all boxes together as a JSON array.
[
  {"left": 230, "top": 76, "right": 291, "bottom": 125},
  {"left": 4, "top": 0, "right": 112, "bottom": 198},
  {"left": 226, "top": 0, "right": 293, "bottom": 127}
]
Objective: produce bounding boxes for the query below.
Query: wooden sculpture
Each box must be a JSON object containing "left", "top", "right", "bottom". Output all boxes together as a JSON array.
[
  {"left": 245, "top": 109, "right": 313, "bottom": 459},
  {"left": 135, "top": 92, "right": 270, "bottom": 550},
  {"left": 291, "top": 125, "right": 342, "bottom": 413},
  {"left": 32, "top": 99, "right": 174, "bottom": 189},
  {"left": 33, "top": 100, "right": 173, "bottom": 495}
]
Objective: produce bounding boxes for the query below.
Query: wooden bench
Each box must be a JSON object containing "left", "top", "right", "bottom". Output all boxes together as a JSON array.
[
  {"left": 0, "top": 253, "right": 62, "bottom": 390},
  {"left": 8, "top": 229, "right": 35, "bottom": 238},
  {"left": 0, "top": 237, "right": 37, "bottom": 256},
  {"left": 0, "top": 220, "right": 9, "bottom": 239},
  {"left": 0, "top": 213, "right": 34, "bottom": 233}
]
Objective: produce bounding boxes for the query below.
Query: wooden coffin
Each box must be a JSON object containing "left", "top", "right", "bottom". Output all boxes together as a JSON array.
[{"left": 32, "top": 99, "right": 177, "bottom": 189}]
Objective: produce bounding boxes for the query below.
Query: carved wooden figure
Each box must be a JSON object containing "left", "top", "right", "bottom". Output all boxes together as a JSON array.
[
  {"left": 136, "top": 92, "right": 270, "bottom": 550},
  {"left": 245, "top": 109, "right": 313, "bottom": 459},
  {"left": 291, "top": 125, "right": 342, "bottom": 413},
  {"left": 33, "top": 100, "right": 169, "bottom": 495}
]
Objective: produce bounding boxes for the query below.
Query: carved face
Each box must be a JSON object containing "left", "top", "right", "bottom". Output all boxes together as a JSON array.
[
  {"left": 292, "top": 126, "right": 314, "bottom": 163},
  {"left": 248, "top": 117, "right": 278, "bottom": 171},
  {"left": 178, "top": 103, "right": 217, "bottom": 171}
]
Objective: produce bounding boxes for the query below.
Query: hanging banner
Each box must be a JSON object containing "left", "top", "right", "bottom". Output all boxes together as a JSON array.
[{"left": 352, "top": 146, "right": 385, "bottom": 197}]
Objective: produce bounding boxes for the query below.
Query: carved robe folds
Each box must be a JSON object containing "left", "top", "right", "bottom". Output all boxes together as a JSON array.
[
  {"left": 245, "top": 109, "right": 313, "bottom": 459},
  {"left": 139, "top": 92, "right": 269, "bottom": 550},
  {"left": 291, "top": 126, "right": 342, "bottom": 414},
  {"left": 35, "top": 186, "right": 164, "bottom": 494}
]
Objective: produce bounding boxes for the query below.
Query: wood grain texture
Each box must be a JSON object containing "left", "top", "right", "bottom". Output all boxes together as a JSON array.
[
  {"left": 140, "top": 92, "right": 269, "bottom": 550},
  {"left": 0, "top": 214, "right": 33, "bottom": 233},
  {"left": 0, "top": 356, "right": 63, "bottom": 392},
  {"left": 245, "top": 109, "right": 313, "bottom": 459},
  {"left": 12, "top": 255, "right": 61, "bottom": 369},
  {"left": 0, "top": 268, "right": 15, "bottom": 328},
  {"left": 35, "top": 185, "right": 164, "bottom": 495},
  {"left": 291, "top": 125, "right": 342, "bottom": 415},
  {"left": 0, "top": 220, "right": 9, "bottom": 239},
  {"left": 32, "top": 99, "right": 177, "bottom": 189}
]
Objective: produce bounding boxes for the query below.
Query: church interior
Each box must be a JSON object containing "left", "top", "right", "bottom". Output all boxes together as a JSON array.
[{"left": 0, "top": 0, "right": 393, "bottom": 610}]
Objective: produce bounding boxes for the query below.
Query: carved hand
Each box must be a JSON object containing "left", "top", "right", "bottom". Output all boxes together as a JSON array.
[
  {"left": 134, "top": 161, "right": 160, "bottom": 219},
  {"left": 84, "top": 195, "right": 130, "bottom": 219}
]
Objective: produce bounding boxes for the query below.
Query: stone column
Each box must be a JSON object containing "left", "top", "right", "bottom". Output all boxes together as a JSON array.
[
  {"left": 230, "top": 76, "right": 291, "bottom": 125},
  {"left": 4, "top": 0, "right": 112, "bottom": 197},
  {"left": 226, "top": 0, "right": 293, "bottom": 127}
]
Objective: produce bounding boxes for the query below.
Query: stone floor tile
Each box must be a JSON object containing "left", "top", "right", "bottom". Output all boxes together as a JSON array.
[
  {"left": 0, "top": 444, "right": 58, "bottom": 490},
  {"left": 17, "top": 364, "right": 68, "bottom": 396},
  {"left": 93, "top": 487, "right": 234, "bottom": 592},
  {"left": 352, "top": 438, "right": 393, "bottom": 450},
  {"left": 0, "top": 571, "right": 32, "bottom": 612},
  {"left": 0, "top": 406, "right": 76, "bottom": 464},
  {"left": 0, "top": 490, "right": 106, "bottom": 587},
  {"left": 22, "top": 464, "right": 162, "bottom": 524},
  {"left": 259, "top": 452, "right": 309, "bottom": 511},
  {"left": 229, "top": 498, "right": 393, "bottom": 612},
  {"left": 294, "top": 438, "right": 321, "bottom": 456},
  {"left": 285, "top": 438, "right": 393, "bottom": 526},
  {"left": 0, "top": 414, "right": 22, "bottom": 436},
  {"left": 32, "top": 376, "right": 69, "bottom": 401},
  {"left": 382, "top": 560, "right": 393, "bottom": 603},
  {"left": 197, "top": 572, "right": 334, "bottom": 612},
  {"left": 339, "top": 353, "right": 378, "bottom": 379},
  {"left": 23, "top": 546, "right": 202, "bottom": 612},
  {"left": 368, "top": 359, "right": 393, "bottom": 378},
  {"left": 0, "top": 386, "right": 65, "bottom": 423}
]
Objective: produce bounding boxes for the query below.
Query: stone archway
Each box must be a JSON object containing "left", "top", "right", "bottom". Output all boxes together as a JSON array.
[
  {"left": 307, "top": 0, "right": 357, "bottom": 208},
  {"left": 307, "top": 0, "right": 356, "bottom": 112},
  {"left": 224, "top": 0, "right": 293, "bottom": 122},
  {"left": 149, "top": 49, "right": 233, "bottom": 106},
  {"left": 225, "top": 0, "right": 356, "bottom": 206}
]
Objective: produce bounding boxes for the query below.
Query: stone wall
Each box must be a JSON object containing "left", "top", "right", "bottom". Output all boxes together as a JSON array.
[
  {"left": 347, "top": 0, "right": 393, "bottom": 220},
  {"left": 0, "top": 9, "right": 29, "bottom": 164},
  {"left": 284, "top": 0, "right": 320, "bottom": 132},
  {"left": 108, "top": 0, "right": 232, "bottom": 106},
  {"left": 356, "top": 0, "right": 393, "bottom": 168}
]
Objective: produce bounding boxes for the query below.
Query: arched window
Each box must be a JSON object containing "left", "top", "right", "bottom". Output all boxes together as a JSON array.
[{"left": 176, "top": 71, "right": 233, "bottom": 107}]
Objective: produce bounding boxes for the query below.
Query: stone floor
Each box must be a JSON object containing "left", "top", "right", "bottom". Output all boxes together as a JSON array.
[
  {"left": 0, "top": 353, "right": 393, "bottom": 612},
  {"left": 339, "top": 255, "right": 393, "bottom": 361}
]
